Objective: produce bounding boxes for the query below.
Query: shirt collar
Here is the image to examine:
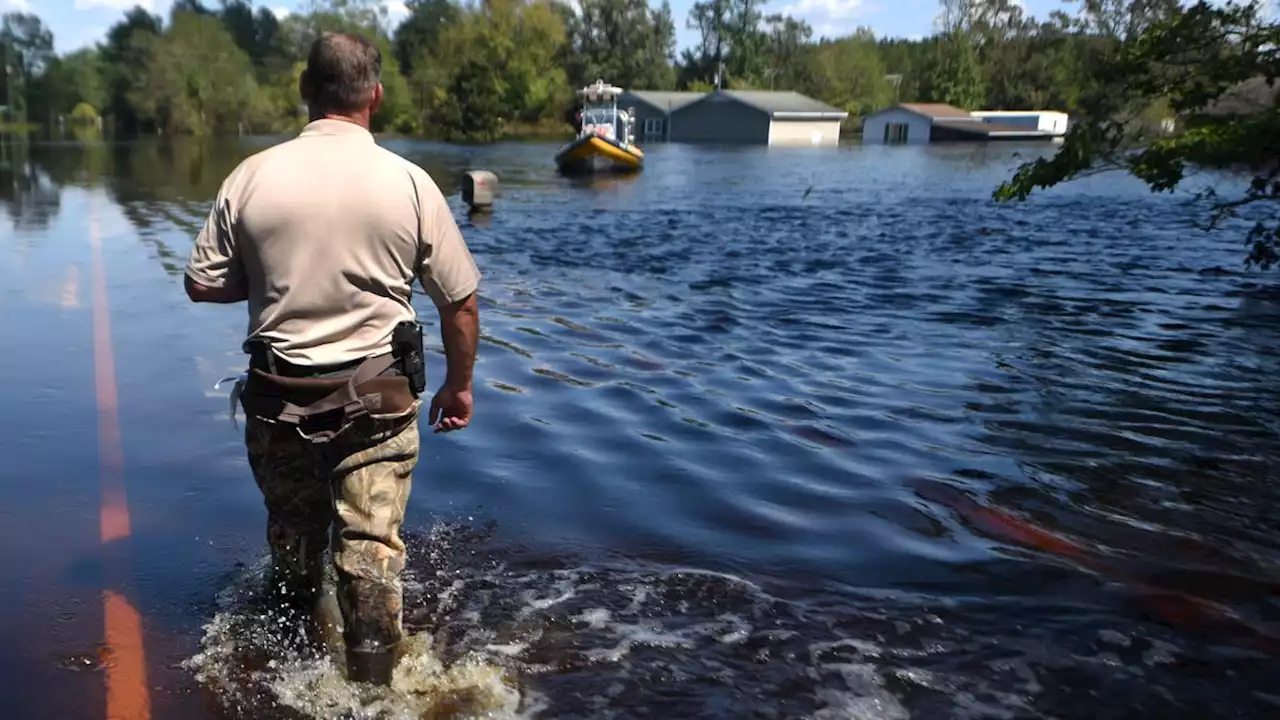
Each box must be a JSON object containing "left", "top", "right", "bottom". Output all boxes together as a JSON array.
[{"left": 298, "top": 118, "right": 374, "bottom": 140}]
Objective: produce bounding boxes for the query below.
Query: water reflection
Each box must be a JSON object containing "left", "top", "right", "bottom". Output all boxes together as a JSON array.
[
  {"left": 0, "top": 138, "right": 62, "bottom": 232},
  {"left": 3, "top": 136, "right": 1279, "bottom": 719}
]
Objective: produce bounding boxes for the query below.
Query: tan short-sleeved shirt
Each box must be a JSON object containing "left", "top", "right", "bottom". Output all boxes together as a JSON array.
[{"left": 185, "top": 118, "right": 481, "bottom": 366}]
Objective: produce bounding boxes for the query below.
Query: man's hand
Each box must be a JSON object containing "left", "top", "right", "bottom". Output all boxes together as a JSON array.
[
  {"left": 428, "top": 384, "right": 472, "bottom": 433},
  {"left": 431, "top": 292, "right": 479, "bottom": 434}
]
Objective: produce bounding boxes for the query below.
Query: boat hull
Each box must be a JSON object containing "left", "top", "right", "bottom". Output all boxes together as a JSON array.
[{"left": 555, "top": 134, "right": 644, "bottom": 175}]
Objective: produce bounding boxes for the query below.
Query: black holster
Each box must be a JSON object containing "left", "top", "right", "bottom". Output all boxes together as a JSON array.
[{"left": 391, "top": 321, "right": 426, "bottom": 397}]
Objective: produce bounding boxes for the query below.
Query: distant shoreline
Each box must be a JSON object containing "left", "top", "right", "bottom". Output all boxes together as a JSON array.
[{"left": 0, "top": 121, "right": 579, "bottom": 144}]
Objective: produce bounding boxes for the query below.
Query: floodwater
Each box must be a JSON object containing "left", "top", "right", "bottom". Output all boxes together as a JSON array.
[{"left": 2, "top": 135, "right": 1279, "bottom": 719}]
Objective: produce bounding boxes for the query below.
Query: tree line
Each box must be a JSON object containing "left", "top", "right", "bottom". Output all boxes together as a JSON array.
[{"left": 0, "top": 0, "right": 1191, "bottom": 141}]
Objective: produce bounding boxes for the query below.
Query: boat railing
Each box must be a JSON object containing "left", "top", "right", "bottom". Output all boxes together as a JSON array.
[
  {"left": 573, "top": 80, "right": 641, "bottom": 147},
  {"left": 580, "top": 106, "right": 619, "bottom": 141}
]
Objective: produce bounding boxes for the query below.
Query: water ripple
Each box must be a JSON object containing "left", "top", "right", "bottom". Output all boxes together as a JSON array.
[{"left": 5, "top": 140, "right": 1279, "bottom": 718}]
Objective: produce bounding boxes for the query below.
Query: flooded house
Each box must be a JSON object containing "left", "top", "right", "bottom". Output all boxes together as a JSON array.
[
  {"left": 617, "top": 91, "right": 703, "bottom": 143},
  {"left": 861, "top": 102, "right": 1070, "bottom": 144},
  {"left": 618, "top": 89, "right": 850, "bottom": 146}
]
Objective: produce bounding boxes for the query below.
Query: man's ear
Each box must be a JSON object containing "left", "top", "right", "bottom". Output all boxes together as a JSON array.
[
  {"left": 369, "top": 82, "right": 384, "bottom": 116},
  {"left": 298, "top": 69, "right": 311, "bottom": 102}
]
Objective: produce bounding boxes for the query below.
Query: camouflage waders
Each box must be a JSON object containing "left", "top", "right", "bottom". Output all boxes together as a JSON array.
[{"left": 238, "top": 340, "right": 425, "bottom": 686}]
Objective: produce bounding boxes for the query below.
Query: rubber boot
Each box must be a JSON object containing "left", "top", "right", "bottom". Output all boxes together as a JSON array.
[
  {"left": 265, "top": 523, "right": 327, "bottom": 609},
  {"left": 307, "top": 566, "right": 345, "bottom": 659},
  {"left": 346, "top": 643, "right": 402, "bottom": 685},
  {"left": 338, "top": 574, "right": 404, "bottom": 687}
]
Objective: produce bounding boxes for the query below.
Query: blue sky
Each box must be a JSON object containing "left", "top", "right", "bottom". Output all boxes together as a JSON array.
[{"left": 6, "top": 0, "right": 1071, "bottom": 57}]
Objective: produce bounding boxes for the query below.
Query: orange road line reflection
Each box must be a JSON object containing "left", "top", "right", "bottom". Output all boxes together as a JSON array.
[
  {"left": 104, "top": 591, "right": 150, "bottom": 719},
  {"left": 91, "top": 202, "right": 152, "bottom": 720}
]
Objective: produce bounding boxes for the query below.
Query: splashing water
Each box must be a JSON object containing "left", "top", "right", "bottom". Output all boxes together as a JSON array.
[
  {"left": 180, "top": 521, "right": 916, "bottom": 719},
  {"left": 183, "top": 521, "right": 1278, "bottom": 719},
  {"left": 182, "top": 539, "right": 526, "bottom": 720}
]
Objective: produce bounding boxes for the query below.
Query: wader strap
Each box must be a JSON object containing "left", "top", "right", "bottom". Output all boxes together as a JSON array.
[
  {"left": 269, "top": 352, "right": 398, "bottom": 426},
  {"left": 239, "top": 352, "right": 414, "bottom": 444}
]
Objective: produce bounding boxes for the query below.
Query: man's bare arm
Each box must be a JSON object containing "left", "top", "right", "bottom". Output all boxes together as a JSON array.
[
  {"left": 184, "top": 273, "right": 248, "bottom": 304},
  {"left": 437, "top": 292, "right": 479, "bottom": 389}
]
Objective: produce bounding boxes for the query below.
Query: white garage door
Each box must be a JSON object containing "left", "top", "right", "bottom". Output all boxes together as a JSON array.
[{"left": 768, "top": 120, "right": 843, "bottom": 146}]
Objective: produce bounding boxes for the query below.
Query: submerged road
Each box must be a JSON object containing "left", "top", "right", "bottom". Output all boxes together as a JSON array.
[
  {"left": 2, "top": 138, "right": 1279, "bottom": 719},
  {"left": 91, "top": 200, "right": 151, "bottom": 719}
]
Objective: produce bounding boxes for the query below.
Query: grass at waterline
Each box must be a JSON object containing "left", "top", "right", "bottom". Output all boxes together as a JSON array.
[
  {"left": 501, "top": 120, "right": 576, "bottom": 141},
  {"left": 0, "top": 122, "right": 38, "bottom": 135}
]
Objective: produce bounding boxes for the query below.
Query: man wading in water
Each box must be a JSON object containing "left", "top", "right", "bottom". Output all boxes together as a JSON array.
[{"left": 183, "top": 31, "right": 482, "bottom": 686}]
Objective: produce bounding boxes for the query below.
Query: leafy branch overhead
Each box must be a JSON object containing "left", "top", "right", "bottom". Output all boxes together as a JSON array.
[{"left": 995, "top": 0, "right": 1279, "bottom": 268}]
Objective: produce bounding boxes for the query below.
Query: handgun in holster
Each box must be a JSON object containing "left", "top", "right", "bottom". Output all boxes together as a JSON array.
[{"left": 392, "top": 320, "right": 427, "bottom": 397}]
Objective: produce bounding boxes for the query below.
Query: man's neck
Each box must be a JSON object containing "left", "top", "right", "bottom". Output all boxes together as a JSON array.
[{"left": 308, "top": 110, "right": 371, "bottom": 130}]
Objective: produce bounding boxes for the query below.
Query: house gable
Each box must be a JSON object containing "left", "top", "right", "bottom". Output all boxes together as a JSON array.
[
  {"left": 620, "top": 91, "right": 705, "bottom": 114},
  {"left": 864, "top": 103, "right": 975, "bottom": 124},
  {"left": 670, "top": 90, "right": 773, "bottom": 120},
  {"left": 723, "top": 90, "right": 848, "bottom": 119}
]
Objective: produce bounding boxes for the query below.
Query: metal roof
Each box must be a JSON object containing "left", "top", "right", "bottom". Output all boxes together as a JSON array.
[
  {"left": 622, "top": 91, "right": 704, "bottom": 112},
  {"left": 719, "top": 90, "right": 848, "bottom": 117},
  {"left": 623, "top": 89, "right": 849, "bottom": 118},
  {"left": 897, "top": 103, "right": 975, "bottom": 120}
]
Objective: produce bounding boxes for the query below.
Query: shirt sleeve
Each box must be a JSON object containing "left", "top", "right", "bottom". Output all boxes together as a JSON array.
[
  {"left": 185, "top": 191, "right": 246, "bottom": 292},
  {"left": 415, "top": 172, "right": 482, "bottom": 307}
]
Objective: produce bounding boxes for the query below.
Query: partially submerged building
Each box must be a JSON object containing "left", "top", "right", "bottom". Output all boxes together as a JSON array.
[
  {"left": 617, "top": 91, "right": 703, "bottom": 143},
  {"left": 861, "top": 103, "right": 1069, "bottom": 144},
  {"left": 618, "top": 89, "right": 850, "bottom": 146}
]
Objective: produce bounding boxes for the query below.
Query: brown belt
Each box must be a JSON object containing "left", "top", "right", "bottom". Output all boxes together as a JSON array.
[{"left": 239, "top": 353, "right": 418, "bottom": 443}]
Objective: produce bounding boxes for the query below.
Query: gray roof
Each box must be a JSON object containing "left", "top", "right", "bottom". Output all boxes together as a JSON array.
[
  {"left": 721, "top": 90, "right": 848, "bottom": 117},
  {"left": 898, "top": 103, "right": 974, "bottom": 120},
  {"left": 623, "top": 88, "right": 849, "bottom": 118},
  {"left": 622, "top": 91, "right": 704, "bottom": 112}
]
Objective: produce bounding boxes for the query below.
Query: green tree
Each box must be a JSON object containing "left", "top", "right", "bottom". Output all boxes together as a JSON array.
[
  {"left": 761, "top": 13, "right": 812, "bottom": 91},
  {"left": 995, "top": 0, "right": 1280, "bottom": 268},
  {"left": 681, "top": 0, "right": 771, "bottom": 88},
  {"left": 136, "top": 9, "right": 261, "bottom": 135},
  {"left": 393, "top": 0, "right": 460, "bottom": 76},
  {"left": 29, "top": 48, "right": 107, "bottom": 125},
  {"left": 561, "top": 0, "right": 676, "bottom": 90},
  {"left": 100, "top": 7, "right": 164, "bottom": 134},
  {"left": 410, "top": 0, "right": 571, "bottom": 140},
  {"left": 794, "top": 30, "right": 894, "bottom": 116},
  {"left": 1, "top": 12, "right": 54, "bottom": 124},
  {"left": 919, "top": 31, "right": 986, "bottom": 108},
  {"left": 281, "top": 0, "right": 418, "bottom": 132}
]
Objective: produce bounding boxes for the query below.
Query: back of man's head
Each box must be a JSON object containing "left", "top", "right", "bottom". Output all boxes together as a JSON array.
[{"left": 302, "top": 32, "right": 382, "bottom": 115}]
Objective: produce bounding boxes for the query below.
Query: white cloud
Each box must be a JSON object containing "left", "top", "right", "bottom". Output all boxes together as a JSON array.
[
  {"left": 780, "top": 0, "right": 867, "bottom": 38},
  {"left": 1, "top": 0, "right": 31, "bottom": 11},
  {"left": 781, "top": 0, "right": 864, "bottom": 20},
  {"left": 74, "top": 0, "right": 155, "bottom": 9},
  {"left": 271, "top": 6, "right": 291, "bottom": 18}
]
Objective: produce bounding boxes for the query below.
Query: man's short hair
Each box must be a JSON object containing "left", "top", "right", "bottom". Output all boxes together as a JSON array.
[{"left": 304, "top": 32, "right": 382, "bottom": 113}]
